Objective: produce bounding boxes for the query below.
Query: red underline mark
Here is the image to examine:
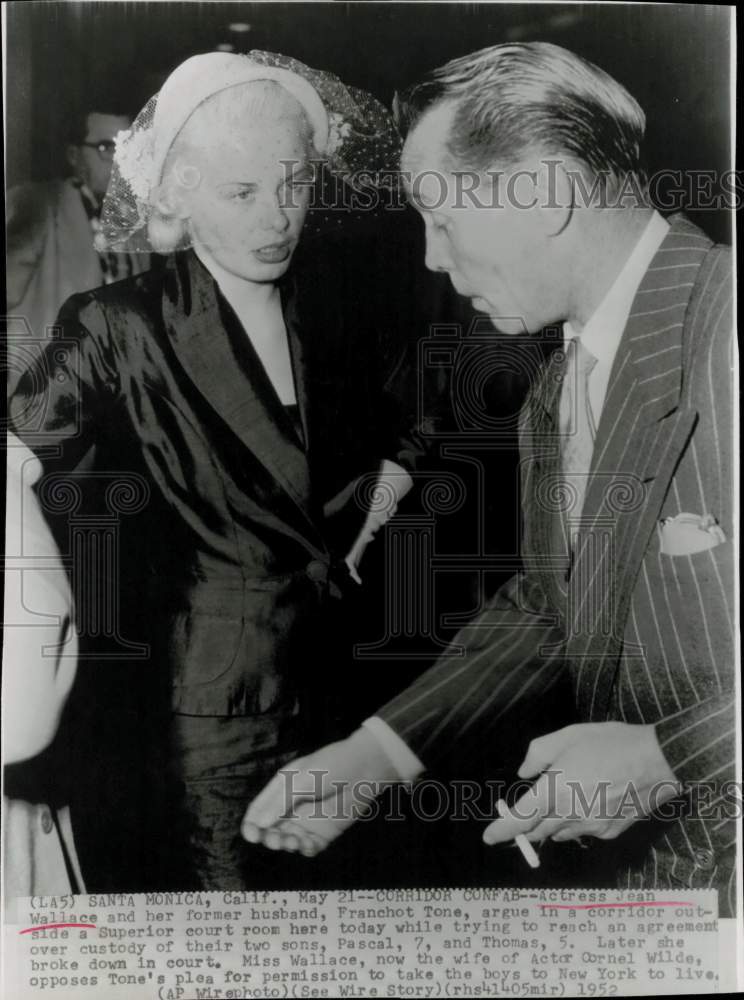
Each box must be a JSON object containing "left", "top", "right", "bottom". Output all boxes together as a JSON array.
[
  {"left": 20, "top": 923, "right": 97, "bottom": 934},
  {"left": 539, "top": 902, "right": 694, "bottom": 910}
]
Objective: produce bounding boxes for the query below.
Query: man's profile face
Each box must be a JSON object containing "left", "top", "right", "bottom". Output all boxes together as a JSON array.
[
  {"left": 68, "top": 112, "right": 130, "bottom": 201},
  {"left": 401, "top": 103, "right": 567, "bottom": 335}
]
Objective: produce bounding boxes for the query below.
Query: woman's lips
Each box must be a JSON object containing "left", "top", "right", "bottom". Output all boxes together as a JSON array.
[{"left": 254, "top": 243, "right": 291, "bottom": 263}]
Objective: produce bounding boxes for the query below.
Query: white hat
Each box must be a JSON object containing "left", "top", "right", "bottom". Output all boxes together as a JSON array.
[
  {"left": 100, "top": 50, "right": 402, "bottom": 252},
  {"left": 150, "top": 52, "right": 330, "bottom": 186}
]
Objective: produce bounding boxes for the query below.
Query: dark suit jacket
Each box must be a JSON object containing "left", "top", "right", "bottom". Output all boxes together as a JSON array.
[
  {"left": 9, "top": 245, "right": 407, "bottom": 729},
  {"left": 378, "top": 216, "right": 737, "bottom": 913}
]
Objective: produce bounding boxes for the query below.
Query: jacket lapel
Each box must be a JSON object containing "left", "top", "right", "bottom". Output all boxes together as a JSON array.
[
  {"left": 162, "top": 251, "right": 317, "bottom": 528},
  {"left": 567, "top": 215, "right": 711, "bottom": 717},
  {"left": 282, "top": 281, "right": 313, "bottom": 452}
]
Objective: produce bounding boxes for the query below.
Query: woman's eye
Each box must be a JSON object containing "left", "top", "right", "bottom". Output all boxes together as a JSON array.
[{"left": 222, "top": 187, "right": 257, "bottom": 202}]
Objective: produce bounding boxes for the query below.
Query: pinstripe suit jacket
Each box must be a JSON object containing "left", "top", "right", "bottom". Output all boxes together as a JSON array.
[{"left": 379, "top": 215, "right": 737, "bottom": 913}]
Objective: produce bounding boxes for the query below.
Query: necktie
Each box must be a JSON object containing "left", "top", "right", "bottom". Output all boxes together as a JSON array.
[{"left": 560, "top": 336, "right": 598, "bottom": 534}]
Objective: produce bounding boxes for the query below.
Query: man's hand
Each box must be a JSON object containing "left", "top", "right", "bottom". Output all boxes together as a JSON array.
[
  {"left": 241, "top": 728, "right": 401, "bottom": 856},
  {"left": 483, "top": 722, "right": 681, "bottom": 850}
]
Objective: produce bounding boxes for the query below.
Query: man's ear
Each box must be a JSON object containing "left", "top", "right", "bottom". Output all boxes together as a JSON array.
[
  {"left": 65, "top": 144, "right": 80, "bottom": 172},
  {"left": 535, "top": 158, "right": 574, "bottom": 237}
]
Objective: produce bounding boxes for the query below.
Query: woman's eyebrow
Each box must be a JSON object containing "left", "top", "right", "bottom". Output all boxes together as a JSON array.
[
  {"left": 217, "top": 181, "right": 259, "bottom": 191},
  {"left": 286, "top": 163, "right": 314, "bottom": 180}
]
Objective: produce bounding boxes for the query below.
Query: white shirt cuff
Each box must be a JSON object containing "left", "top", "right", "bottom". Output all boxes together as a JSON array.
[{"left": 362, "top": 716, "right": 425, "bottom": 781}]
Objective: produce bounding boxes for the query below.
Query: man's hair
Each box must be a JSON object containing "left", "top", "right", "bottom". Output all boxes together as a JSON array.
[
  {"left": 395, "top": 42, "right": 647, "bottom": 197},
  {"left": 65, "top": 98, "right": 132, "bottom": 145}
]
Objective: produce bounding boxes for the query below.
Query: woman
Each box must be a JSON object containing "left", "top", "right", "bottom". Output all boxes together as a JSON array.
[{"left": 9, "top": 51, "right": 412, "bottom": 891}]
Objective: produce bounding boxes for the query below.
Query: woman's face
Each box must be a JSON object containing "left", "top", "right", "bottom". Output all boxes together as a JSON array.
[{"left": 181, "top": 119, "right": 313, "bottom": 282}]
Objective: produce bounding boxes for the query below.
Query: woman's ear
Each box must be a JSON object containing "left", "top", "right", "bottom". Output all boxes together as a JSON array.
[
  {"left": 147, "top": 178, "right": 191, "bottom": 252},
  {"left": 150, "top": 182, "right": 191, "bottom": 221},
  {"left": 146, "top": 213, "right": 187, "bottom": 254}
]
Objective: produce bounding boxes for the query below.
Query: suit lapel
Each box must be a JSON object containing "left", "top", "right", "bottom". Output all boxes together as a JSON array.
[
  {"left": 566, "top": 216, "right": 712, "bottom": 717},
  {"left": 162, "top": 251, "right": 316, "bottom": 528}
]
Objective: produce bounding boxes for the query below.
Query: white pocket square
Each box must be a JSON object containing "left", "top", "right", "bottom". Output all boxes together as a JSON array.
[{"left": 659, "top": 513, "right": 727, "bottom": 556}]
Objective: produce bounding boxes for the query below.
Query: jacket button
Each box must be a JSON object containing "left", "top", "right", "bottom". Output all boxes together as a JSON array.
[
  {"left": 694, "top": 848, "right": 715, "bottom": 870},
  {"left": 306, "top": 560, "right": 328, "bottom": 583},
  {"left": 40, "top": 807, "right": 54, "bottom": 835}
]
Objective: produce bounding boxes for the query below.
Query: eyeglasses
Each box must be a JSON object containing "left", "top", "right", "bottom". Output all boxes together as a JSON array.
[{"left": 80, "top": 140, "right": 117, "bottom": 161}]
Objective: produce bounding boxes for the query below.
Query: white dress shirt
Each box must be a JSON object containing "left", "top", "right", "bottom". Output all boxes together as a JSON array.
[
  {"left": 363, "top": 210, "right": 671, "bottom": 780},
  {"left": 564, "top": 210, "right": 670, "bottom": 428}
]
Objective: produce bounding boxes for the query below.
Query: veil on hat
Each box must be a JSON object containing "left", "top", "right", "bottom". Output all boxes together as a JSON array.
[{"left": 98, "top": 50, "right": 402, "bottom": 253}]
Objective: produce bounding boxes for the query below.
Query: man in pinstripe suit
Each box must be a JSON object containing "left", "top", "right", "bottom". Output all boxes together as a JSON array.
[{"left": 243, "top": 43, "right": 737, "bottom": 914}]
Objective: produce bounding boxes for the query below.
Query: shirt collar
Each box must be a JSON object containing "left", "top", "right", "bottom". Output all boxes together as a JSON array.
[{"left": 564, "top": 210, "right": 670, "bottom": 368}]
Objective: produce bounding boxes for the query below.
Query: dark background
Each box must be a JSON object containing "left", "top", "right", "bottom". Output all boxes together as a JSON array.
[{"left": 6, "top": 2, "right": 733, "bottom": 242}]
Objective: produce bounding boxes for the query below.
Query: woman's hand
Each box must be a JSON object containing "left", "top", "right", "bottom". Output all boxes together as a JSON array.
[{"left": 345, "top": 460, "right": 412, "bottom": 583}]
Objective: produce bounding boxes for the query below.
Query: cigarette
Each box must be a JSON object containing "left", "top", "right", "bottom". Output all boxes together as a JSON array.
[{"left": 496, "top": 799, "right": 540, "bottom": 869}]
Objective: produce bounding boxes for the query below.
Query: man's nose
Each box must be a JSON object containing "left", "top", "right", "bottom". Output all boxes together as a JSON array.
[{"left": 424, "top": 229, "right": 452, "bottom": 274}]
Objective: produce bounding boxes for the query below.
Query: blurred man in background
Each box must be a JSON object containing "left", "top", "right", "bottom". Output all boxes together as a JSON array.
[{"left": 5, "top": 101, "right": 151, "bottom": 395}]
